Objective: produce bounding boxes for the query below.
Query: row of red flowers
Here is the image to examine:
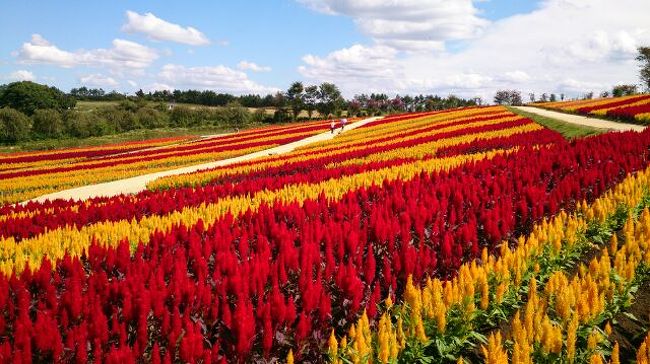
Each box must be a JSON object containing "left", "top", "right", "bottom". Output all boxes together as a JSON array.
[
  {"left": 0, "top": 115, "right": 553, "bottom": 241},
  {"left": 1, "top": 129, "right": 649, "bottom": 362}
]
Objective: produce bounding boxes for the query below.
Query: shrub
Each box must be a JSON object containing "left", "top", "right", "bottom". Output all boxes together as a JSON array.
[
  {"left": 32, "top": 109, "right": 64, "bottom": 139},
  {"left": 135, "top": 107, "right": 168, "bottom": 128},
  {"left": 65, "top": 112, "right": 113, "bottom": 138},
  {"left": 0, "top": 107, "right": 32, "bottom": 143}
]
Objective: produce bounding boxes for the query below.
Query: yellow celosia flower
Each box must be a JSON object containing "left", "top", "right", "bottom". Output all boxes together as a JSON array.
[
  {"left": 482, "top": 332, "right": 508, "bottom": 364},
  {"left": 287, "top": 349, "right": 294, "bottom": 364},
  {"left": 612, "top": 341, "right": 620, "bottom": 364}
]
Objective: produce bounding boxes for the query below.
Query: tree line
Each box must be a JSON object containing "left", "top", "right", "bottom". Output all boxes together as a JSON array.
[{"left": 0, "top": 80, "right": 478, "bottom": 145}]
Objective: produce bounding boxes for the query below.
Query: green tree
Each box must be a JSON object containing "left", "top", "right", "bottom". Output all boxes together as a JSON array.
[
  {"left": 303, "top": 85, "right": 319, "bottom": 119},
  {"left": 0, "top": 107, "right": 32, "bottom": 143},
  {"left": 637, "top": 46, "right": 650, "bottom": 91},
  {"left": 493, "top": 90, "right": 523, "bottom": 105},
  {"left": 286, "top": 81, "right": 304, "bottom": 120},
  {"left": 0, "top": 81, "right": 75, "bottom": 115},
  {"left": 221, "top": 102, "right": 251, "bottom": 127},
  {"left": 65, "top": 112, "right": 110, "bottom": 138},
  {"left": 32, "top": 109, "right": 64, "bottom": 138},
  {"left": 317, "top": 82, "right": 342, "bottom": 117},
  {"left": 612, "top": 84, "right": 638, "bottom": 97},
  {"left": 135, "top": 107, "right": 168, "bottom": 128}
]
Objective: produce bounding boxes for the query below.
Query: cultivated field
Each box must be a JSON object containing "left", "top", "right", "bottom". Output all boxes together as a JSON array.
[
  {"left": 536, "top": 94, "right": 650, "bottom": 124},
  {"left": 2, "top": 106, "right": 650, "bottom": 363}
]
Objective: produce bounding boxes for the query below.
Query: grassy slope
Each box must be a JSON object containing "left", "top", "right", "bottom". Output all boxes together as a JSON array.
[{"left": 508, "top": 106, "right": 604, "bottom": 138}]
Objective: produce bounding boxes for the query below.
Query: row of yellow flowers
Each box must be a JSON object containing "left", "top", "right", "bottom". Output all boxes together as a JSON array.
[
  {"left": 589, "top": 97, "right": 650, "bottom": 116},
  {"left": 330, "top": 122, "right": 541, "bottom": 168},
  {"left": 0, "top": 120, "right": 337, "bottom": 205},
  {"left": 535, "top": 94, "right": 645, "bottom": 112},
  {"left": 2, "top": 108, "right": 517, "bottom": 221},
  {"left": 0, "top": 136, "right": 193, "bottom": 173},
  {"left": 300, "top": 107, "right": 506, "bottom": 152},
  {"left": 0, "top": 149, "right": 507, "bottom": 276},
  {"left": 328, "top": 164, "right": 650, "bottom": 364},
  {"left": 148, "top": 108, "right": 516, "bottom": 190},
  {"left": 482, "top": 203, "right": 650, "bottom": 364},
  {"left": 0, "top": 143, "right": 278, "bottom": 205}
]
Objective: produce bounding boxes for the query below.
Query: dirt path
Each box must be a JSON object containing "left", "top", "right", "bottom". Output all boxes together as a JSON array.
[
  {"left": 513, "top": 106, "right": 646, "bottom": 132},
  {"left": 29, "top": 117, "right": 382, "bottom": 203}
]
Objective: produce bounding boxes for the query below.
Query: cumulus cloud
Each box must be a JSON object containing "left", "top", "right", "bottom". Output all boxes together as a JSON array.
[
  {"left": 157, "top": 64, "right": 280, "bottom": 94},
  {"left": 299, "top": 0, "right": 489, "bottom": 51},
  {"left": 17, "top": 34, "right": 77, "bottom": 67},
  {"left": 122, "top": 11, "right": 210, "bottom": 46},
  {"left": 79, "top": 74, "right": 119, "bottom": 88},
  {"left": 7, "top": 70, "right": 35, "bottom": 82},
  {"left": 237, "top": 61, "right": 271, "bottom": 72},
  {"left": 298, "top": 44, "right": 403, "bottom": 96},
  {"left": 16, "top": 34, "right": 159, "bottom": 71},
  {"left": 144, "top": 82, "right": 174, "bottom": 92},
  {"left": 299, "top": 0, "right": 650, "bottom": 99}
]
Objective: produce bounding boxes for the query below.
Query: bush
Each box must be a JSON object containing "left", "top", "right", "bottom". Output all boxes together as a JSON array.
[
  {"left": 0, "top": 107, "right": 32, "bottom": 143},
  {"left": 0, "top": 81, "right": 75, "bottom": 115},
  {"left": 272, "top": 108, "right": 291, "bottom": 123},
  {"left": 99, "top": 107, "right": 139, "bottom": 131},
  {"left": 221, "top": 102, "right": 251, "bottom": 127},
  {"left": 32, "top": 109, "right": 64, "bottom": 139},
  {"left": 251, "top": 108, "right": 271, "bottom": 124},
  {"left": 136, "top": 107, "right": 168, "bottom": 128},
  {"left": 65, "top": 112, "right": 112, "bottom": 138},
  {"left": 170, "top": 106, "right": 202, "bottom": 127}
]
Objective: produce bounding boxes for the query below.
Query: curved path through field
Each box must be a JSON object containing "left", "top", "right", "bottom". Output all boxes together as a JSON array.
[
  {"left": 28, "top": 117, "right": 381, "bottom": 203},
  {"left": 513, "top": 106, "right": 646, "bottom": 132}
]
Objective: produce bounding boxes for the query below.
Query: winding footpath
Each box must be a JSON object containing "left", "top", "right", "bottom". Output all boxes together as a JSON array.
[
  {"left": 28, "top": 117, "right": 382, "bottom": 203},
  {"left": 513, "top": 106, "right": 646, "bottom": 132}
]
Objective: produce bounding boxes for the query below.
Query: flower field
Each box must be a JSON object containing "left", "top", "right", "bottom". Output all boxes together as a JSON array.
[
  {"left": 2, "top": 106, "right": 650, "bottom": 363},
  {"left": 0, "top": 119, "right": 337, "bottom": 205},
  {"left": 537, "top": 94, "right": 650, "bottom": 124}
]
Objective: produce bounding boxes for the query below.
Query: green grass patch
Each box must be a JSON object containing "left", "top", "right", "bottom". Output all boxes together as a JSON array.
[{"left": 508, "top": 106, "right": 604, "bottom": 139}]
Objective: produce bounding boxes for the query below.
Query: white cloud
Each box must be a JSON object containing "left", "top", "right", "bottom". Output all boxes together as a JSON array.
[
  {"left": 501, "top": 71, "right": 531, "bottom": 84},
  {"left": 157, "top": 64, "right": 280, "bottom": 94},
  {"left": 79, "top": 74, "right": 119, "bottom": 88},
  {"left": 144, "top": 82, "right": 174, "bottom": 92},
  {"left": 298, "top": 0, "right": 650, "bottom": 100},
  {"left": 122, "top": 11, "right": 210, "bottom": 46},
  {"left": 127, "top": 80, "right": 138, "bottom": 87},
  {"left": 8, "top": 70, "right": 35, "bottom": 82},
  {"left": 237, "top": 61, "right": 271, "bottom": 72},
  {"left": 299, "top": 44, "right": 400, "bottom": 83},
  {"left": 17, "top": 34, "right": 77, "bottom": 67},
  {"left": 299, "top": 0, "right": 489, "bottom": 51},
  {"left": 16, "top": 34, "right": 159, "bottom": 71}
]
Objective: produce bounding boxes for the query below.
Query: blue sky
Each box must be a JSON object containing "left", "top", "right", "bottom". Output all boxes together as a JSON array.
[{"left": 1, "top": 0, "right": 647, "bottom": 99}]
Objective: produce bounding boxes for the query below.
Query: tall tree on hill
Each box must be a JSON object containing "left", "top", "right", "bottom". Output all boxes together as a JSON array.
[
  {"left": 638, "top": 46, "right": 650, "bottom": 92},
  {"left": 303, "top": 85, "right": 319, "bottom": 119},
  {"left": 286, "top": 81, "right": 304, "bottom": 120},
  {"left": 493, "top": 90, "right": 523, "bottom": 106},
  {"left": 317, "top": 83, "right": 342, "bottom": 117}
]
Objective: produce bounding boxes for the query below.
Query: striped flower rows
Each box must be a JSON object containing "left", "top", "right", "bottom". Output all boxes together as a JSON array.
[
  {"left": 331, "top": 163, "right": 650, "bottom": 363},
  {"left": 2, "top": 106, "right": 650, "bottom": 363},
  {"left": 537, "top": 94, "right": 650, "bottom": 124},
  {"left": 0, "top": 119, "right": 337, "bottom": 205}
]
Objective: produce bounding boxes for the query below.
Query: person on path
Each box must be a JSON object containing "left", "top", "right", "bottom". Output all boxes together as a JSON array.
[
  {"left": 330, "top": 121, "right": 336, "bottom": 134},
  {"left": 340, "top": 118, "right": 347, "bottom": 131}
]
